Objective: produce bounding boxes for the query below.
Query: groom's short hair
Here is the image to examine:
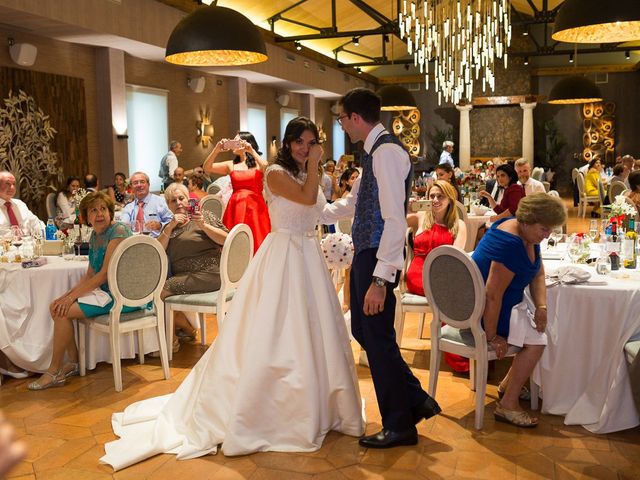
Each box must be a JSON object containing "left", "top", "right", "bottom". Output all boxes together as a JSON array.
[{"left": 340, "top": 88, "right": 380, "bottom": 125}]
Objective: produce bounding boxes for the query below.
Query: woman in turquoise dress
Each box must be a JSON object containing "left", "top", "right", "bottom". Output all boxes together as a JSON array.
[
  {"left": 471, "top": 193, "right": 566, "bottom": 427},
  {"left": 28, "top": 191, "right": 139, "bottom": 390}
]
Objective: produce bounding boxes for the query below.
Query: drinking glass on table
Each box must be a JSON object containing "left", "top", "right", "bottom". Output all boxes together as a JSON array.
[
  {"left": 131, "top": 220, "right": 144, "bottom": 235},
  {"left": 547, "top": 227, "right": 563, "bottom": 249},
  {"left": 595, "top": 253, "right": 611, "bottom": 275},
  {"left": 588, "top": 219, "right": 599, "bottom": 242},
  {"left": 62, "top": 241, "right": 75, "bottom": 261},
  {"left": 11, "top": 226, "right": 24, "bottom": 250}
]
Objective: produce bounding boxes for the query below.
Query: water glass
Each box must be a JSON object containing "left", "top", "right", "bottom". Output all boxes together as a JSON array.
[
  {"left": 62, "top": 242, "right": 75, "bottom": 261},
  {"left": 595, "top": 255, "right": 611, "bottom": 275},
  {"left": 131, "top": 220, "right": 144, "bottom": 235},
  {"left": 589, "top": 220, "right": 599, "bottom": 242}
]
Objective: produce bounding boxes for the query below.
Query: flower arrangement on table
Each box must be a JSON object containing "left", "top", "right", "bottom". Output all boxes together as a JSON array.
[
  {"left": 608, "top": 195, "right": 638, "bottom": 230},
  {"left": 567, "top": 232, "right": 592, "bottom": 264}
]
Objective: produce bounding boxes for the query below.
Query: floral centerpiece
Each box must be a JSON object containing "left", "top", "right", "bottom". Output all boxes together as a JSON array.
[
  {"left": 608, "top": 194, "right": 637, "bottom": 230},
  {"left": 567, "top": 232, "right": 591, "bottom": 264}
]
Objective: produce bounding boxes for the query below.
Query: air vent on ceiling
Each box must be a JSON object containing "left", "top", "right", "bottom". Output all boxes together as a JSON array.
[
  {"left": 285, "top": 53, "right": 296, "bottom": 63},
  {"left": 595, "top": 72, "right": 608, "bottom": 84}
]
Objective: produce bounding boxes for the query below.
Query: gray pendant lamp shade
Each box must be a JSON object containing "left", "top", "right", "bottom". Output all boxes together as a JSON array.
[
  {"left": 548, "top": 75, "right": 603, "bottom": 105},
  {"left": 377, "top": 85, "right": 417, "bottom": 111},
  {"left": 165, "top": 5, "right": 268, "bottom": 66},
  {"left": 552, "top": 0, "right": 640, "bottom": 43}
]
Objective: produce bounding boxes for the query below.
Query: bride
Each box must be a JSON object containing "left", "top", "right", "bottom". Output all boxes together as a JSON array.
[{"left": 101, "top": 117, "right": 365, "bottom": 471}]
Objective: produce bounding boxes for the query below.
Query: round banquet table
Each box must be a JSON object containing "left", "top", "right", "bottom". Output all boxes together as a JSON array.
[{"left": 0, "top": 256, "right": 159, "bottom": 373}]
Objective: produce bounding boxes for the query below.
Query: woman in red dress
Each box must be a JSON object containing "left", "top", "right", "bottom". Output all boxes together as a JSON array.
[
  {"left": 203, "top": 132, "right": 270, "bottom": 253},
  {"left": 406, "top": 180, "right": 469, "bottom": 372}
]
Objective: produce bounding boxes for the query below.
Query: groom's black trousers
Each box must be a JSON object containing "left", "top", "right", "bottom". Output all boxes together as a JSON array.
[{"left": 350, "top": 248, "right": 429, "bottom": 432}]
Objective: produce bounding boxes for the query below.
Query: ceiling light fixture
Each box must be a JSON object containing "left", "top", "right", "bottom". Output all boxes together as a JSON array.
[
  {"left": 569, "top": 53, "right": 574, "bottom": 63},
  {"left": 356, "top": 67, "right": 362, "bottom": 74},
  {"left": 400, "top": 0, "right": 512, "bottom": 105},
  {"left": 552, "top": 0, "right": 640, "bottom": 44},
  {"left": 548, "top": 75, "right": 603, "bottom": 104},
  {"left": 377, "top": 85, "right": 417, "bottom": 111},
  {"left": 352, "top": 36, "right": 360, "bottom": 46},
  {"left": 626, "top": 50, "right": 631, "bottom": 60},
  {"left": 165, "top": 5, "right": 268, "bottom": 66},
  {"left": 524, "top": 56, "right": 529, "bottom": 65},
  {"left": 295, "top": 41, "right": 302, "bottom": 51},
  {"left": 523, "top": 25, "right": 529, "bottom": 36}
]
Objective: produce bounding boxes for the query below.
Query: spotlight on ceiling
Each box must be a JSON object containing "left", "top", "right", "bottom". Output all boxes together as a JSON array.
[
  {"left": 295, "top": 41, "right": 302, "bottom": 51},
  {"left": 523, "top": 25, "right": 529, "bottom": 36},
  {"left": 569, "top": 53, "right": 574, "bottom": 63},
  {"left": 352, "top": 36, "right": 360, "bottom": 46},
  {"left": 356, "top": 67, "right": 362, "bottom": 74},
  {"left": 626, "top": 50, "right": 631, "bottom": 60},
  {"left": 524, "top": 56, "right": 529, "bottom": 66}
]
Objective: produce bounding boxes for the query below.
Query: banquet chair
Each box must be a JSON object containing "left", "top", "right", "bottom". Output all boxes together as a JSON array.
[
  {"left": 207, "top": 183, "right": 221, "bottom": 195},
  {"left": 164, "top": 223, "right": 253, "bottom": 360},
  {"left": 200, "top": 194, "right": 225, "bottom": 221},
  {"left": 46, "top": 192, "right": 57, "bottom": 219},
  {"left": 542, "top": 181, "right": 551, "bottom": 193},
  {"left": 576, "top": 172, "right": 601, "bottom": 218},
  {"left": 608, "top": 180, "right": 627, "bottom": 204},
  {"left": 455, "top": 201, "right": 474, "bottom": 252},
  {"left": 423, "top": 245, "right": 539, "bottom": 430},
  {"left": 77, "top": 235, "right": 170, "bottom": 392},
  {"left": 393, "top": 228, "right": 430, "bottom": 346}
]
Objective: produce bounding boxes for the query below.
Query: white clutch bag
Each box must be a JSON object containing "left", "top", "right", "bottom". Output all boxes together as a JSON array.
[{"left": 78, "top": 288, "right": 112, "bottom": 307}]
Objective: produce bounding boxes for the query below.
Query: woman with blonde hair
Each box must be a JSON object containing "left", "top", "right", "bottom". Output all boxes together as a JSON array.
[{"left": 406, "top": 180, "right": 468, "bottom": 371}]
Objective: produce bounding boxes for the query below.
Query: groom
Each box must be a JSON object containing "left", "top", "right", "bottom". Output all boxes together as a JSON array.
[{"left": 321, "top": 88, "right": 440, "bottom": 448}]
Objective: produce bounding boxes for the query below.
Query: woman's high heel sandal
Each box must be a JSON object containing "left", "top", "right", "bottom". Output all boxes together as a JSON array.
[
  {"left": 494, "top": 403, "right": 538, "bottom": 428},
  {"left": 27, "top": 371, "right": 66, "bottom": 391}
]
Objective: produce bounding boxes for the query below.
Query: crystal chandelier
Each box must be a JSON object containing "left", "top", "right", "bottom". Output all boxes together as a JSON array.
[{"left": 399, "top": 0, "right": 512, "bottom": 105}]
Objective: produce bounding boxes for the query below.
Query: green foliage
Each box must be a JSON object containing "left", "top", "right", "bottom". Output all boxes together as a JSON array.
[{"left": 541, "top": 119, "right": 567, "bottom": 170}]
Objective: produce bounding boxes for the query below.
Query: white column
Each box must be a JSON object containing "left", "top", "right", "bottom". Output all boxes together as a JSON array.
[
  {"left": 520, "top": 102, "right": 537, "bottom": 167},
  {"left": 456, "top": 104, "right": 473, "bottom": 170}
]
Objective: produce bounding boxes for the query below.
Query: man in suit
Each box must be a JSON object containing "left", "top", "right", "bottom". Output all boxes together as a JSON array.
[{"left": 321, "top": 88, "right": 440, "bottom": 449}]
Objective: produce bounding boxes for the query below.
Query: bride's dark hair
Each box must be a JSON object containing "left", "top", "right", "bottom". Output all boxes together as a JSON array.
[{"left": 275, "top": 117, "right": 319, "bottom": 177}]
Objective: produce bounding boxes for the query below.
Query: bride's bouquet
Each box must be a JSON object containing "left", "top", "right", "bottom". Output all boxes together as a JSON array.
[{"left": 321, "top": 233, "right": 354, "bottom": 270}]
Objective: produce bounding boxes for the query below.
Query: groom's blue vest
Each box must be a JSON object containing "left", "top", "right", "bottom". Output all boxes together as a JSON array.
[{"left": 352, "top": 133, "right": 412, "bottom": 255}]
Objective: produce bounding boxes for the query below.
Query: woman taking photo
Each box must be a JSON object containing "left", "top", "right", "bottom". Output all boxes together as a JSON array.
[
  {"left": 159, "top": 183, "right": 228, "bottom": 349},
  {"left": 479, "top": 163, "right": 525, "bottom": 223},
  {"left": 55, "top": 176, "right": 81, "bottom": 227},
  {"left": 102, "top": 117, "right": 363, "bottom": 470},
  {"left": 28, "top": 192, "right": 137, "bottom": 390},
  {"left": 472, "top": 193, "right": 567, "bottom": 427},
  {"left": 203, "top": 131, "right": 270, "bottom": 253}
]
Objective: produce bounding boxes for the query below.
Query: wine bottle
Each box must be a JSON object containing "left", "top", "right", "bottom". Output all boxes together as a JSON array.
[{"left": 608, "top": 220, "right": 620, "bottom": 270}]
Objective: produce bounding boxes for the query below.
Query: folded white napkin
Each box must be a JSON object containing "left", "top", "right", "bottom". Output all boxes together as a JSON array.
[
  {"left": 546, "top": 265, "right": 607, "bottom": 286},
  {"left": 78, "top": 288, "right": 112, "bottom": 307}
]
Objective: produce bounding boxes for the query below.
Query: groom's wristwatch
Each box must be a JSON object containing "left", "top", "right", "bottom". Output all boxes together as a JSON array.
[{"left": 372, "top": 276, "right": 388, "bottom": 288}]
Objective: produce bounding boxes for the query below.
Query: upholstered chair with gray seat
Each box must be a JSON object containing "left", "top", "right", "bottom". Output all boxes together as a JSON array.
[
  {"left": 207, "top": 183, "right": 221, "bottom": 195},
  {"left": 607, "top": 180, "right": 627, "bottom": 204},
  {"left": 393, "top": 228, "right": 430, "bottom": 347},
  {"left": 77, "top": 235, "right": 170, "bottom": 392},
  {"left": 164, "top": 223, "right": 253, "bottom": 360},
  {"left": 423, "top": 245, "right": 539, "bottom": 429},
  {"left": 199, "top": 194, "right": 225, "bottom": 221},
  {"left": 576, "top": 172, "right": 601, "bottom": 218},
  {"left": 46, "top": 192, "right": 57, "bottom": 219}
]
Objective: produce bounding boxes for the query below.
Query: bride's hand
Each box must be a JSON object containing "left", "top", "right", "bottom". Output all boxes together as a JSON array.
[{"left": 308, "top": 144, "right": 323, "bottom": 166}]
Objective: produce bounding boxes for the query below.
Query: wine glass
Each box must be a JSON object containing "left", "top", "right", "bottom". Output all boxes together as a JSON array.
[
  {"left": 131, "top": 220, "right": 144, "bottom": 235},
  {"left": 11, "top": 226, "right": 23, "bottom": 249},
  {"left": 547, "top": 227, "right": 563, "bottom": 250},
  {"left": 567, "top": 234, "right": 587, "bottom": 263},
  {"left": 588, "top": 219, "right": 599, "bottom": 242},
  {"left": 595, "top": 254, "right": 611, "bottom": 275}
]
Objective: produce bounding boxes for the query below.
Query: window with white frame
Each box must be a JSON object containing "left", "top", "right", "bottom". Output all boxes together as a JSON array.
[
  {"left": 333, "top": 119, "right": 346, "bottom": 161},
  {"left": 247, "top": 104, "right": 267, "bottom": 155},
  {"left": 280, "top": 108, "right": 299, "bottom": 141},
  {"left": 126, "top": 85, "right": 169, "bottom": 192}
]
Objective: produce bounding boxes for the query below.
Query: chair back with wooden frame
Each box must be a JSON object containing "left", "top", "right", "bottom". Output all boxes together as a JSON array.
[{"left": 199, "top": 194, "right": 225, "bottom": 221}]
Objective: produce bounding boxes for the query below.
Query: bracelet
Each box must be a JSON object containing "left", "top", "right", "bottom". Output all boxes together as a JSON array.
[
  {"left": 536, "top": 305, "right": 547, "bottom": 310},
  {"left": 487, "top": 335, "right": 499, "bottom": 343}
]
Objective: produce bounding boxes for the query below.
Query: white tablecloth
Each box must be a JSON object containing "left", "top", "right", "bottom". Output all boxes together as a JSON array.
[
  {"left": 533, "top": 256, "right": 640, "bottom": 433},
  {"left": 0, "top": 256, "right": 159, "bottom": 372}
]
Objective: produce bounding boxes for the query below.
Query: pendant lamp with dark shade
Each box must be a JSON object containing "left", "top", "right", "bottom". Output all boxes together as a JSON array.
[
  {"left": 548, "top": 75, "right": 603, "bottom": 105},
  {"left": 165, "top": 5, "right": 268, "bottom": 66},
  {"left": 377, "top": 85, "right": 417, "bottom": 111},
  {"left": 552, "top": 0, "right": 640, "bottom": 44}
]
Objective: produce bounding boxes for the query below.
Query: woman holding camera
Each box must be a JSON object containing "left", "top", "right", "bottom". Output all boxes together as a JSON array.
[
  {"left": 159, "top": 183, "right": 228, "bottom": 347},
  {"left": 203, "top": 131, "right": 270, "bottom": 253}
]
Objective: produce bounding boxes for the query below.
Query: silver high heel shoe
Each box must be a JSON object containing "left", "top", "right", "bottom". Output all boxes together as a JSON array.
[{"left": 27, "top": 371, "right": 65, "bottom": 391}]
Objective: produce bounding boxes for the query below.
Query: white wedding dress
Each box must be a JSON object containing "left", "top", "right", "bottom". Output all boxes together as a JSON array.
[{"left": 101, "top": 165, "right": 364, "bottom": 471}]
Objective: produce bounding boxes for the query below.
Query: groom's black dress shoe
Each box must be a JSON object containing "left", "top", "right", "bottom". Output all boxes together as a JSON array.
[
  {"left": 358, "top": 428, "right": 418, "bottom": 449},
  {"left": 412, "top": 396, "right": 442, "bottom": 424}
]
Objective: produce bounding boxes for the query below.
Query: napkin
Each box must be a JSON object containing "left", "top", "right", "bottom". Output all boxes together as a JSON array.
[
  {"left": 546, "top": 265, "right": 607, "bottom": 286},
  {"left": 78, "top": 288, "right": 112, "bottom": 307}
]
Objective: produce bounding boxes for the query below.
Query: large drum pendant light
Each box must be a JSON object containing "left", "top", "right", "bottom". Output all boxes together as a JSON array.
[
  {"left": 548, "top": 75, "right": 603, "bottom": 105},
  {"left": 165, "top": 5, "right": 268, "bottom": 66},
  {"left": 377, "top": 85, "right": 417, "bottom": 111},
  {"left": 552, "top": 0, "right": 640, "bottom": 44}
]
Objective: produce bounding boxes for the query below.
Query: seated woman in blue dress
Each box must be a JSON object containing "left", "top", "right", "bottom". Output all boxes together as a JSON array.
[
  {"left": 472, "top": 193, "right": 566, "bottom": 427},
  {"left": 28, "top": 191, "right": 139, "bottom": 390}
]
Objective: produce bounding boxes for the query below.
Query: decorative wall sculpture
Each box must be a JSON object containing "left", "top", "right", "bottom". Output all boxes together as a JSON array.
[
  {"left": 391, "top": 109, "right": 421, "bottom": 159},
  {"left": 0, "top": 90, "right": 61, "bottom": 208},
  {"left": 582, "top": 102, "right": 615, "bottom": 163}
]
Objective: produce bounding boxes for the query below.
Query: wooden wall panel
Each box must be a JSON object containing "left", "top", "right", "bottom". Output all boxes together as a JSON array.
[{"left": 0, "top": 66, "right": 88, "bottom": 217}]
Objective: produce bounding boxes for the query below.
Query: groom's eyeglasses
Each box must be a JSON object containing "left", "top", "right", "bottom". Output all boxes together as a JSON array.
[{"left": 337, "top": 113, "right": 351, "bottom": 126}]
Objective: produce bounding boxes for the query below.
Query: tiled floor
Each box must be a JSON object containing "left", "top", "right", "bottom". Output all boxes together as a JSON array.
[{"left": 1, "top": 201, "right": 638, "bottom": 479}]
